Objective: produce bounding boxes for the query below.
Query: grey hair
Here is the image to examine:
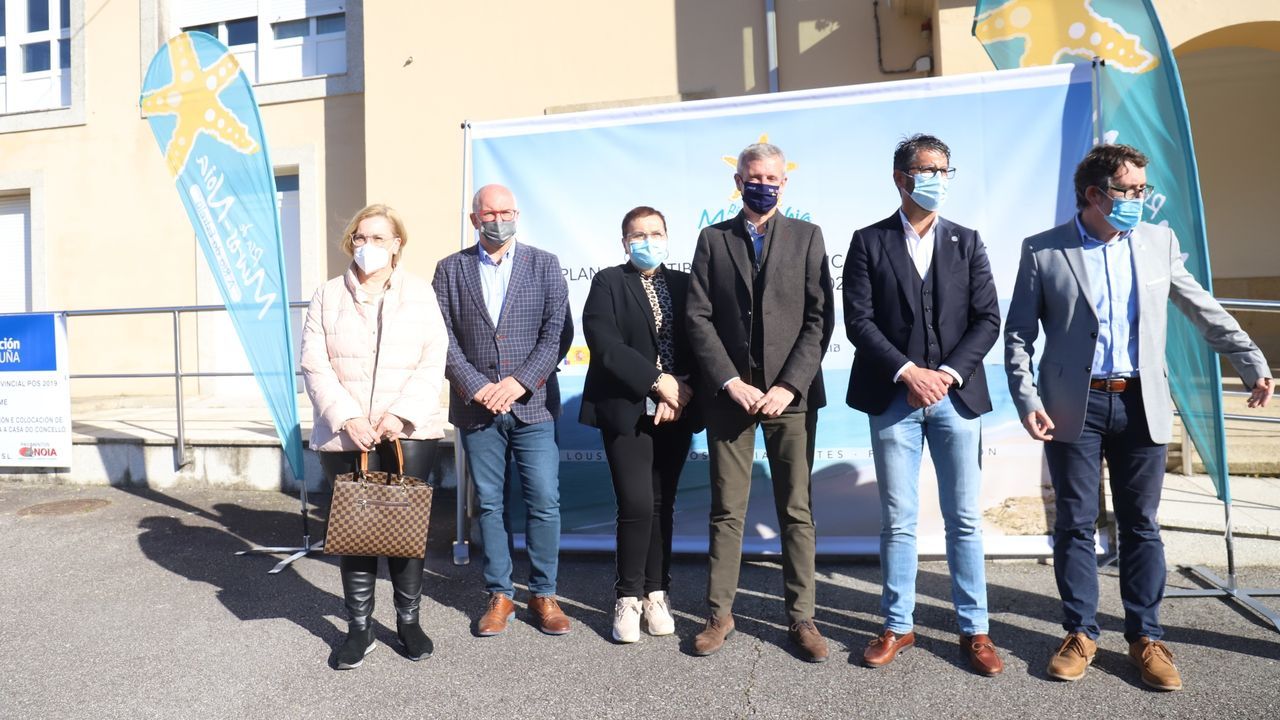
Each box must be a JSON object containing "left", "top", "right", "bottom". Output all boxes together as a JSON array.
[{"left": 736, "top": 143, "right": 786, "bottom": 177}]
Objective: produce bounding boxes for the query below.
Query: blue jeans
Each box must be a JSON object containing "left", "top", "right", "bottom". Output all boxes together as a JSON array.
[
  {"left": 1044, "top": 386, "right": 1166, "bottom": 642},
  {"left": 868, "top": 389, "right": 989, "bottom": 635},
  {"left": 460, "top": 414, "right": 561, "bottom": 598}
]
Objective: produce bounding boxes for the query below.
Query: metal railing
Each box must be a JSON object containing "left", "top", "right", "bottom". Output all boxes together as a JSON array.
[
  {"left": 61, "top": 300, "right": 309, "bottom": 468},
  {"left": 15, "top": 296, "right": 1280, "bottom": 473}
]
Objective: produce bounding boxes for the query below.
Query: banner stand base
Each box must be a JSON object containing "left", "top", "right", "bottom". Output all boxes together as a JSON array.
[
  {"left": 237, "top": 536, "right": 325, "bottom": 575},
  {"left": 1165, "top": 565, "right": 1280, "bottom": 632}
]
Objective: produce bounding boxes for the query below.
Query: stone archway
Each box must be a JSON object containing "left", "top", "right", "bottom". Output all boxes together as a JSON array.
[{"left": 1176, "top": 23, "right": 1280, "bottom": 361}]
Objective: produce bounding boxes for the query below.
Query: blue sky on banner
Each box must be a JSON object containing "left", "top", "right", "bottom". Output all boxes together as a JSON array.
[
  {"left": 974, "top": 0, "right": 1232, "bottom": 502},
  {"left": 140, "top": 32, "right": 304, "bottom": 481}
]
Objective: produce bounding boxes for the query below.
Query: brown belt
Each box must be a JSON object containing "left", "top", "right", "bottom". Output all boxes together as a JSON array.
[{"left": 1089, "top": 377, "right": 1137, "bottom": 393}]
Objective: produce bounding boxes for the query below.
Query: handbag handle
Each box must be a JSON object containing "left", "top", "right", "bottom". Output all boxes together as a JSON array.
[{"left": 356, "top": 437, "right": 406, "bottom": 482}]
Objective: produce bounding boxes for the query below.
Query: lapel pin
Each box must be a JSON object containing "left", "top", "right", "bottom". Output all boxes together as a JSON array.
[{"left": 950, "top": 235, "right": 958, "bottom": 242}]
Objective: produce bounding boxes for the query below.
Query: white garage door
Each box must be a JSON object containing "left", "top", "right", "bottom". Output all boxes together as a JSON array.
[{"left": 0, "top": 195, "right": 31, "bottom": 313}]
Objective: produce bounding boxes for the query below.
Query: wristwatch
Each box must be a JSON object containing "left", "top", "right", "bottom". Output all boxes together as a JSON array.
[{"left": 650, "top": 373, "right": 665, "bottom": 393}]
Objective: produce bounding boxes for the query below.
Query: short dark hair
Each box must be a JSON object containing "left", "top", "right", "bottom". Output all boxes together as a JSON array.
[
  {"left": 1073, "top": 144, "right": 1149, "bottom": 209},
  {"left": 893, "top": 134, "right": 951, "bottom": 172},
  {"left": 621, "top": 206, "right": 667, "bottom": 237}
]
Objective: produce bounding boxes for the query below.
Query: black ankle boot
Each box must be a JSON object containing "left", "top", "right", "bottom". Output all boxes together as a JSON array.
[
  {"left": 335, "top": 623, "right": 375, "bottom": 670},
  {"left": 396, "top": 620, "right": 434, "bottom": 661}
]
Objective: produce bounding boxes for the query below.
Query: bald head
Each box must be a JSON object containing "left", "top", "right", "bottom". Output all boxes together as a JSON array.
[{"left": 472, "top": 184, "right": 517, "bottom": 214}]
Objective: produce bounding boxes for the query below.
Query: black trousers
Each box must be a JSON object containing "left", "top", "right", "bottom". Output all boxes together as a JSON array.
[
  {"left": 602, "top": 418, "right": 692, "bottom": 599},
  {"left": 320, "top": 438, "right": 440, "bottom": 624}
]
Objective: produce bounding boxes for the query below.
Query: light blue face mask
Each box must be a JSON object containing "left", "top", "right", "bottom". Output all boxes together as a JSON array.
[
  {"left": 909, "top": 172, "right": 948, "bottom": 212},
  {"left": 628, "top": 239, "right": 668, "bottom": 272},
  {"left": 1104, "top": 195, "right": 1144, "bottom": 232}
]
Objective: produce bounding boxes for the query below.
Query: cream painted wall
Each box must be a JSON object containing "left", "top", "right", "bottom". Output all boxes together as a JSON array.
[{"left": 363, "top": 0, "right": 933, "bottom": 281}]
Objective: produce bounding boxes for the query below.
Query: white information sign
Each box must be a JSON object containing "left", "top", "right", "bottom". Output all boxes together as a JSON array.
[{"left": 0, "top": 313, "right": 72, "bottom": 468}]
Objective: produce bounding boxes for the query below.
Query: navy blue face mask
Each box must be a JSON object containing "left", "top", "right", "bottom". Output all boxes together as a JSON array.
[{"left": 740, "top": 181, "right": 781, "bottom": 215}]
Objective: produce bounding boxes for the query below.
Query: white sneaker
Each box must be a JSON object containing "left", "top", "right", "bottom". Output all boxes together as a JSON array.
[
  {"left": 643, "top": 590, "right": 675, "bottom": 636},
  {"left": 612, "top": 597, "right": 642, "bottom": 643}
]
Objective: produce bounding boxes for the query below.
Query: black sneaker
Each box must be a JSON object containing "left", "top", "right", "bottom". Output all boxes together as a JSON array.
[
  {"left": 334, "top": 625, "right": 375, "bottom": 670},
  {"left": 397, "top": 621, "right": 434, "bottom": 661}
]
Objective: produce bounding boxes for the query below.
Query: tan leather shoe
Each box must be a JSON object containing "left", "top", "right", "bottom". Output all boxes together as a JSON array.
[
  {"left": 476, "top": 593, "right": 516, "bottom": 637},
  {"left": 789, "top": 619, "right": 829, "bottom": 663},
  {"left": 960, "top": 634, "right": 1004, "bottom": 676},
  {"left": 529, "top": 596, "right": 572, "bottom": 635},
  {"left": 693, "top": 615, "right": 736, "bottom": 656},
  {"left": 1046, "top": 632, "right": 1096, "bottom": 681},
  {"left": 863, "top": 629, "right": 915, "bottom": 668},
  {"left": 1129, "top": 637, "right": 1183, "bottom": 691}
]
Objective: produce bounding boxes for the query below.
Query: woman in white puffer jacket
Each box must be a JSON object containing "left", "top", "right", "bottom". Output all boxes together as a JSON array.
[{"left": 301, "top": 203, "right": 447, "bottom": 670}]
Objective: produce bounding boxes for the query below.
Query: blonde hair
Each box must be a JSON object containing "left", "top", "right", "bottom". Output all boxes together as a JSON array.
[{"left": 339, "top": 204, "right": 408, "bottom": 267}]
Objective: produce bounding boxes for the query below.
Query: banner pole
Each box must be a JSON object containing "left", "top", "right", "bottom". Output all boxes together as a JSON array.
[{"left": 453, "top": 120, "right": 473, "bottom": 566}]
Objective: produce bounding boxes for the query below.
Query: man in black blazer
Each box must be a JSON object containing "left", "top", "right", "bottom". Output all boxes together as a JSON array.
[
  {"left": 686, "top": 142, "right": 834, "bottom": 662},
  {"left": 843, "top": 134, "right": 1002, "bottom": 675}
]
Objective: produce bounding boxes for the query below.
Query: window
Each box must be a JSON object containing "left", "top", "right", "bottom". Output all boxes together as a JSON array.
[
  {"left": 1, "top": 0, "right": 72, "bottom": 114},
  {"left": 174, "top": 2, "right": 347, "bottom": 86}
]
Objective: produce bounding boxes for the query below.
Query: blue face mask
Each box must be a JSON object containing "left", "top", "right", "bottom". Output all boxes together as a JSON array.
[
  {"left": 908, "top": 172, "right": 948, "bottom": 212},
  {"left": 628, "top": 239, "right": 668, "bottom": 272},
  {"left": 740, "top": 181, "right": 780, "bottom": 215},
  {"left": 1104, "top": 196, "right": 1144, "bottom": 232}
]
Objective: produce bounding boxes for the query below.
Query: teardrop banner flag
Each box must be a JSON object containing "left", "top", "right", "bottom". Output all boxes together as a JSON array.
[
  {"left": 139, "top": 32, "right": 305, "bottom": 483},
  {"left": 974, "top": 1, "right": 1232, "bottom": 501}
]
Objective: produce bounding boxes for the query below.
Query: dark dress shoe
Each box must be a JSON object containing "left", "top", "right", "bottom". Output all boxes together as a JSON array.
[
  {"left": 529, "top": 596, "right": 572, "bottom": 635},
  {"left": 863, "top": 629, "right": 915, "bottom": 668},
  {"left": 693, "top": 614, "right": 735, "bottom": 656},
  {"left": 960, "top": 634, "right": 1004, "bottom": 676},
  {"left": 477, "top": 593, "right": 516, "bottom": 637},
  {"left": 789, "top": 619, "right": 829, "bottom": 663}
]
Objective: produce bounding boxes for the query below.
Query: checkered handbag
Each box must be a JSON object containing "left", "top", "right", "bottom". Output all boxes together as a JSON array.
[{"left": 325, "top": 439, "right": 433, "bottom": 559}]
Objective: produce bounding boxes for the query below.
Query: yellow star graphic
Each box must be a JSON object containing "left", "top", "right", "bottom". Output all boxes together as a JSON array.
[
  {"left": 140, "top": 33, "right": 259, "bottom": 177},
  {"left": 974, "top": 0, "right": 1158, "bottom": 74},
  {"left": 722, "top": 133, "right": 800, "bottom": 201}
]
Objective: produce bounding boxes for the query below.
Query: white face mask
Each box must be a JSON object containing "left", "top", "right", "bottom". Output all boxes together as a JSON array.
[{"left": 353, "top": 244, "right": 391, "bottom": 274}]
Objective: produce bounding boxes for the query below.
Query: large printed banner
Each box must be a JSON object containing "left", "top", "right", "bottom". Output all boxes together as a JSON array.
[
  {"left": 0, "top": 314, "right": 72, "bottom": 468},
  {"left": 974, "top": 0, "right": 1233, "bottom": 502},
  {"left": 140, "top": 32, "right": 304, "bottom": 482},
  {"left": 471, "top": 64, "right": 1094, "bottom": 555}
]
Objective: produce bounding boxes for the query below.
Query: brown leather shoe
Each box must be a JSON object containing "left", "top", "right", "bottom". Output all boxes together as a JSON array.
[
  {"left": 1046, "top": 632, "right": 1096, "bottom": 681},
  {"left": 476, "top": 593, "right": 516, "bottom": 637},
  {"left": 960, "top": 634, "right": 1004, "bottom": 676},
  {"left": 863, "top": 629, "right": 915, "bottom": 668},
  {"left": 1129, "top": 637, "right": 1183, "bottom": 691},
  {"left": 788, "top": 619, "right": 829, "bottom": 663},
  {"left": 528, "top": 596, "right": 572, "bottom": 635},
  {"left": 693, "top": 615, "right": 735, "bottom": 656}
]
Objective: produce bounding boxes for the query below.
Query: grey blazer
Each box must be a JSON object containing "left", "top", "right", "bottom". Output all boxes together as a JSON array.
[{"left": 1004, "top": 219, "right": 1269, "bottom": 444}]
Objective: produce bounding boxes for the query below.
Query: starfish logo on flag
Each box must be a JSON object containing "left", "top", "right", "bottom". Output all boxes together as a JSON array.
[
  {"left": 140, "top": 33, "right": 259, "bottom": 177},
  {"left": 974, "top": 0, "right": 1157, "bottom": 74},
  {"left": 722, "top": 133, "right": 799, "bottom": 201}
]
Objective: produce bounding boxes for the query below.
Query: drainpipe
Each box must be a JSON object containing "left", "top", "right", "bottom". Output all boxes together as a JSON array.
[{"left": 766, "top": 0, "right": 779, "bottom": 92}]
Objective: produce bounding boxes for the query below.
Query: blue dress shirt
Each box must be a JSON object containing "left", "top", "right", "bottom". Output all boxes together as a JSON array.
[
  {"left": 746, "top": 218, "right": 766, "bottom": 268},
  {"left": 477, "top": 241, "right": 516, "bottom": 326},
  {"left": 1076, "top": 216, "right": 1139, "bottom": 378}
]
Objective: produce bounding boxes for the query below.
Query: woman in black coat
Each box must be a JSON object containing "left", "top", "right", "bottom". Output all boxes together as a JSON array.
[{"left": 580, "top": 205, "right": 699, "bottom": 644}]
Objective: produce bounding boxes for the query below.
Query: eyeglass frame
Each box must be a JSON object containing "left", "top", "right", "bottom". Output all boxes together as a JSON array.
[
  {"left": 624, "top": 231, "right": 667, "bottom": 243},
  {"left": 1101, "top": 182, "right": 1156, "bottom": 201},
  {"left": 474, "top": 209, "right": 519, "bottom": 222},
  {"left": 350, "top": 233, "right": 400, "bottom": 247},
  {"left": 903, "top": 165, "right": 957, "bottom": 180}
]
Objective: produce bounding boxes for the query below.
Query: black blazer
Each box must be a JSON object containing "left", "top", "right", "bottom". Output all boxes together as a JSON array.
[
  {"left": 579, "top": 263, "right": 701, "bottom": 434},
  {"left": 842, "top": 212, "right": 1000, "bottom": 416},
  {"left": 685, "top": 212, "right": 834, "bottom": 413}
]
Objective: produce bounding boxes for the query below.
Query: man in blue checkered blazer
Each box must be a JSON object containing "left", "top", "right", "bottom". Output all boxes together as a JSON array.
[{"left": 433, "top": 183, "right": 572, "bottom": 637}]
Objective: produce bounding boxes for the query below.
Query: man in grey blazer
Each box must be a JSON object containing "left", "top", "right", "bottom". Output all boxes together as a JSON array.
[
  {"left": 686, "top": 142, "right": 834, "bottom": 662},
  {"left": 433, "top": 184, "right": 572, "bottom": 638},
  {"left": 1005, "top": 144, "right": 1272, "bottom": 691}
]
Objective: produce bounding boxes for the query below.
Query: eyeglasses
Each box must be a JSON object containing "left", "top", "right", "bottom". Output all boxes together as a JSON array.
[
  {"left": 476, "top": 209, "right": 518, "bottom": 222},
  {"left": 906, "top": 166, "right": 957, "bottom": 180},
  {"left": 351, "top": 234, "right": 397, "bottom": 246},
  {"left": 625, "top": 231, "right": 667, "bottom": 243},
  {"left": 1103, "top": 183, "right": 1155, "bottom": 200}
]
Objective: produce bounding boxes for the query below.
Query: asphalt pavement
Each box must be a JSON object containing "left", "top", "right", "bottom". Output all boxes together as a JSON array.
[{"left": 1, "top": 482, "right": 1278, "bottom": 720}]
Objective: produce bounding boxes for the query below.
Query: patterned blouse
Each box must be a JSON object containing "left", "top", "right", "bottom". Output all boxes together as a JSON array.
[{"left": 639, "top": 270, "right": 676, "bottom": 373}]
